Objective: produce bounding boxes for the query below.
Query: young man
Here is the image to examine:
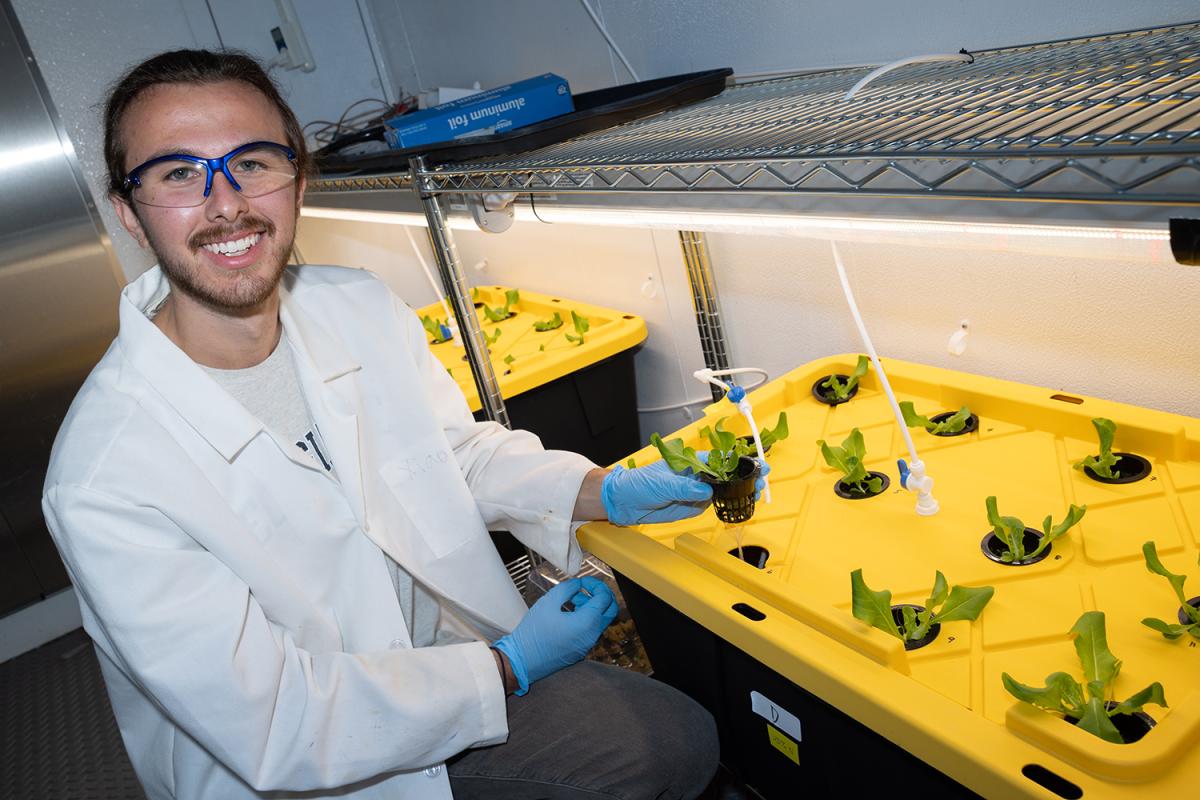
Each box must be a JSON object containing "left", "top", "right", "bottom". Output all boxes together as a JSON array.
[{"left": 42, "top": 50, "right": 727, "bottom": 799}]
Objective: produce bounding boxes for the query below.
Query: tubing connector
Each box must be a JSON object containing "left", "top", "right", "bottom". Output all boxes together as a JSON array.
[
  {"left": 897, "top": 458, "right": 940, "bottom": 516},
  {"left": 692, "top": 367, "right": 771, "bottom": 504}
]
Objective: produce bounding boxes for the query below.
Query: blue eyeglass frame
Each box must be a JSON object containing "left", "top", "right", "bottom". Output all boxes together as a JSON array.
[{"left": 122, "top": 140, "right": 297, "bottom": 200}]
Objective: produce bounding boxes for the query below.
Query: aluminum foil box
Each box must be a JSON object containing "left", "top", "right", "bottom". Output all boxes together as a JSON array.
[{"left": 384, "top": 73, "right": 573, "bottom": 149}]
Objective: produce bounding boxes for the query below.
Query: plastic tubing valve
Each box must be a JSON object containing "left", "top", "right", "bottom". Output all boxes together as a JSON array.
[{"left": 898, "top": 458, "right": 939, "bottom": 516}]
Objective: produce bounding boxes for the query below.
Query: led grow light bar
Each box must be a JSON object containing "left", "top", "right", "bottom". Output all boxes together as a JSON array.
[{"left": 302, "top": 203, "right": 1173, "bottom": 262}]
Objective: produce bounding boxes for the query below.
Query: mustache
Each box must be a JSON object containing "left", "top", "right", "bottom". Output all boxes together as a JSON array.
[{"left": 189, "top": 215, "right": 277, "bottom": 249}]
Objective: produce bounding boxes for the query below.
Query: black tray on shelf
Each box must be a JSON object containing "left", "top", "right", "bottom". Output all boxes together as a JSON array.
[{"left": 314, "top": 67, "right": 732, "bottom": 177}]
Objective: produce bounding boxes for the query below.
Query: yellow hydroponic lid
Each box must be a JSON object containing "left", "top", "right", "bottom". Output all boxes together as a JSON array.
[
  {"left": 415, "top": 286, "right": 646, "bottom": 413},
  {"left": 578, "top": 355, "right": 1200, "bottom": 799}
]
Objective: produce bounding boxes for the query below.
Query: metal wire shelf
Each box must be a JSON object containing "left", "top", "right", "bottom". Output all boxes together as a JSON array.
[{"left": 390, "top": 21, "right": 1199, "bottom": 207}]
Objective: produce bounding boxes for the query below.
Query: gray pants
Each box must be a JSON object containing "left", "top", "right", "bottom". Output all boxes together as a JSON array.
[{"left": 447, "top": 660, "right": 719, "bottom": 800}]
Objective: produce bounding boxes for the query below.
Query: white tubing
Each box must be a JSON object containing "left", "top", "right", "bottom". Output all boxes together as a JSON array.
[
  {"left": 579, "top": 0, "right": 640, "bottom": 82},
  {"left": 829, "top": 242, "right": 919, "bottom": 466},
  {"left": 843, "top": 50, "right": 973, "bottom": 100},
  {"left": 693, "top": 367, "right": 772, "bottom": 504},
  {"left": 636, "top": 372, "right": 769, "bottom": 414},
  {"left": 403, "top": 225, "right": 457, "bottom": 340}
]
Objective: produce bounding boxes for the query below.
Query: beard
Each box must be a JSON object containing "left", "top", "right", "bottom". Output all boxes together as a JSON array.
[{"left": 147, "top": 213, "right": 291, "bottom": 314}]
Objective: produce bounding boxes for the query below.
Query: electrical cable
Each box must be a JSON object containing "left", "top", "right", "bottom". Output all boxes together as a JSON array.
[
  {"left": 578, "top": 0, "right": 640, "bottom": 82},
  {"left": 528, "top": 194, "right": 551, "bottom": 224}
]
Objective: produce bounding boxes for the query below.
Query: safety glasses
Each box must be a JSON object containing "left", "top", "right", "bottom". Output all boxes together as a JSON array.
[{"left": 122, "top": 141, "right": 297, "bottom": 208}]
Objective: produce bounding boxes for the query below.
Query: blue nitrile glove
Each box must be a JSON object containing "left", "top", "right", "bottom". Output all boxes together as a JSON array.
[
  {"left": 601, "top": 459, "right": 715, "bottom": 526},
  {"left": 492, "top": 576, "right": 618, "bottom": 696}
]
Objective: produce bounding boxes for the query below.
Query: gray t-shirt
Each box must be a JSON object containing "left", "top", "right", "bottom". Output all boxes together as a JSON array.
[{"left": 202, "top": 333, "right": 449, "bottom": 648}]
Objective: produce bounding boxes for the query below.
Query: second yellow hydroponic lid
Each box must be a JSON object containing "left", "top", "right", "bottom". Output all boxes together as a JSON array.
[{"left": 415, "top": 285, "right": 647, "bottom": 413}]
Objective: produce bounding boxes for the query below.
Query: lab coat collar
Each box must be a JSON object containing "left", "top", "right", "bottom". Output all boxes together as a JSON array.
[
  {"left": 276, "top": 270, "right": 360, "bottom": 383},
  {"left": 117, "top": 266, "right": 363, "bottom": 462},
  {"left": 118, "top": 267, "right": 263, "bottom": 461}
]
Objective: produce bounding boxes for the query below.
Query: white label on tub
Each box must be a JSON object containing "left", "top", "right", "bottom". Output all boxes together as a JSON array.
[{"left": 750, "top": 691, "right": 802, "bottom": 742}]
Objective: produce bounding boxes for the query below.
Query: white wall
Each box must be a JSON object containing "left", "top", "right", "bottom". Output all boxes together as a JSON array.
[
  {"left": 297, "top": 209, "right": 1200, "bottom": 435},
  {"left": 10, "top": 0, "right": 389, "bottom": 282},
  {"left": 364, "top": 0, "right": 1199, "bottom": 93}
]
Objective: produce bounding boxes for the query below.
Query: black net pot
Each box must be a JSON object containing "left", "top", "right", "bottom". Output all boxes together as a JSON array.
[
  {"left": 1177, "top": 596, "right": 1200, "bottom": 626},
  {"left": 834, "top": 471, "right": 890, "bottom": 500},
  {"left": 1083, "top": 453, "right": 1152, "bottom": 484},
  {"left": 981, "top": 528, "right": 1050, "bottom": 566},
  {"left": 812, "top": 375, "right": 859, "bottom": 405},
  {"left": 891, "top": 604, "right": 940, "bottom": 651},
  {"left": 928, "top": 411, "right": 980, "bottom": 437},
  {"left": 727, "top": 544, "right": 770, "bottom": 569},
  {"left": 1065, "top": 702, "right": 1156, "bottom": 744},
  {"left": 700, "top": 457, "right": 761, "bottom": 524}
]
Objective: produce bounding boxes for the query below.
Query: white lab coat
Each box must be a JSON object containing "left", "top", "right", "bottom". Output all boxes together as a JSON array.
[{"left": 42, "top": 264, "right": 597, "bottom": 799}]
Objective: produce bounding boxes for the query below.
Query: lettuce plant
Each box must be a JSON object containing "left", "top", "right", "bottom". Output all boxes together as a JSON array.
[
  {"left": 1073, "top": 417, "right": 1121, "bottom": 479},
  {"left": 421, "top": 315, "right": 451, "bottom": 344},
  {"left": 651, "top": 419, "right": 755, "bottom": 483},
  {"left": 1002, "top": 611, "right": 1167, "bottom": 744},
  {"left": 483, "top": 289, "right": 520, "bottom": 322},
  {"left": 565, "top": 310, "right": 590, "bottom": 346},
  {"left": 817, "top": 428, "right": 880, "bottom": 495},
  {"left": 1140, "top": 541, "right": 1200, "bottom": 640},
  {"left": 503, "top": 354, "right": 515, "bottom": 367},
  {"left": 900, "top": 402, "right": 973, "bottom": 435},
  {"left": 985, "top": 496, "right": 1086, "bottom": 563},
  {"left": 533, "top": 311, "right": 563, "bottom": 331},
  {"left": 755, "top": 412, "right": 789, "bottom": 452},
  {"left": 820, "top": 355, "right": 869, "bottom": 401},
  {"left": 697, "top": 418, "right": 755, "bottom": 480},
  {"left": 484, "top": 328, "right": 502, "bottom": 346},
  {"left": 851, "top": 569, "right": 993, "bottom": 644}
]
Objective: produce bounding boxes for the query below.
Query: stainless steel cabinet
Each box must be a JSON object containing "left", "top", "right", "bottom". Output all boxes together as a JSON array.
[{"left": 0, "top": 0, "right": 122, "bottom": 615}]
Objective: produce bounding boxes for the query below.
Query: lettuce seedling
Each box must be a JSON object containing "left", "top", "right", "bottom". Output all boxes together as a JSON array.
[
  {"left": 817, "top": 428, "right": 880, "bottom": 495},
  {"left": 1073, "top": 417, "right": 1121, "bottom": 479},
  {"left": 650, "top": 434, "right": 722, "bottom": 481},
  {"left": 503, "top": 354, "right": 515, "bottom": 366},
  {"left": 484, "top": 328, "right": 502, "bottom": 346},
  {"left": 900, "top": 402, "right": 972, "bottom": 435},
  {"left": 482, "top": 289, "right": 520, "bottom": 322},
  {"left": 851, "top": 569, "right": 994, "bottom": 643},
  {"left": 820, "top": 355, "right": 869, "bottom": 401},
  {"left": 533, "top": 311, "right": 563, "bottom": 331},
  {"left": 421, "top": 315, "right": 451, "bottom": 344},
  {"left": 985, "top": 496, "right": 1086, "bottom": 563},
  {"left": 756, "top": 412, "right": 790, "bottom": 452},
  {"left": 1140, "top": 541, "right": 1200, "bottom": 640},
  {"left": 626, "top": 457, "right": 636, "bottom": 469},
  {"left": 697, "top": 418, "right": 755, "bottom": 481},
  {"left": 651, "top": 418, "right": 760, "bottom": 483},
  {"left": 565, "top": 310, "right": 590, "bottom": 346},
  {"left": 1002, "top": 611, "right": 1168, "bottom": 744}
]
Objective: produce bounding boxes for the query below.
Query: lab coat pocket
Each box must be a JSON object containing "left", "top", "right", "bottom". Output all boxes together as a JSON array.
[{"left": 379, "top": 443, "right": 482, "bottom": 559}]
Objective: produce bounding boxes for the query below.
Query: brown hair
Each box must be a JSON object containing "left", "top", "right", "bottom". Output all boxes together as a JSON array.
[{"left": 103, "top": 49, "right": 311, "bottom": 197}]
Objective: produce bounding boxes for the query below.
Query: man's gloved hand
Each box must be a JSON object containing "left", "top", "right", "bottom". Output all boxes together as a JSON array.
[
  {"left": 601, "top": 455, "right": 772, "bottom": 526},
  {"left": 491, "top": 576, "right": 618, "bottom": 696},
  {"left": 601, "top": 459, "right": 715, "bottom": 526}
]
